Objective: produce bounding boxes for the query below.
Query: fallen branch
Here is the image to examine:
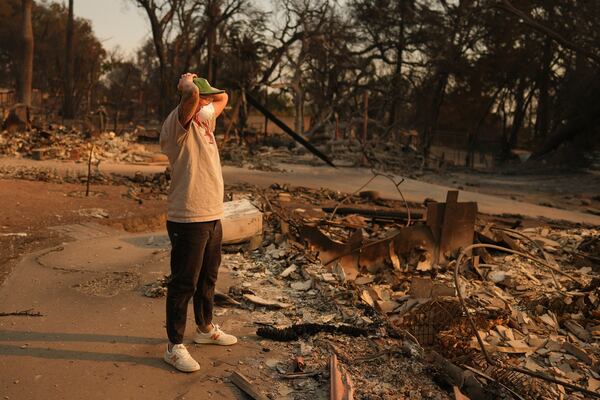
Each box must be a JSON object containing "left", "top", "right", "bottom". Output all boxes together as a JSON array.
[
  {"left": 246, "top": 93, "right": 335, "bottom": 167},
  {"left": 0, "top": 308, "right": 43, "bottom": 317},
  {"left": 256, "top": 323, "right": 370, "bottom": 341}
]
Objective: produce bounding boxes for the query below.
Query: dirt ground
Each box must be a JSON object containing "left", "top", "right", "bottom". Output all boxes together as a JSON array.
[{"left": 0, "top": 179, "right": 166, "bottom": 285}]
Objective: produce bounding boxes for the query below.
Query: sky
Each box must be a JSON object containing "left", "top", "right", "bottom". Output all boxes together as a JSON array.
[
  {"left": 50, "top": 0, "right": 272, "bottom": 58},
  {"left": 49, "top": 0, "right": 149, "bottom": 57}
]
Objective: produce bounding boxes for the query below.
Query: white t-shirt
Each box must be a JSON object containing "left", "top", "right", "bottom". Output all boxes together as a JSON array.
[{"left": 159, "top": 103, "right": 224, "bottom": 222}]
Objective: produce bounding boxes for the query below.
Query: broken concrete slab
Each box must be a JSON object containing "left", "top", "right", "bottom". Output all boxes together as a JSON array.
[{"left": 222, "top": 199, "right": 263, "bottom": 245}]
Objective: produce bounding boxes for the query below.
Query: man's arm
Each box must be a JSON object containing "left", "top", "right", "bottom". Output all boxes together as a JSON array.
[
  {"left": 177, "top": 73, "right": 200, "bottom": 128},
  {"left": 211, "top": 92, "right": 229, "bottom": 118}
]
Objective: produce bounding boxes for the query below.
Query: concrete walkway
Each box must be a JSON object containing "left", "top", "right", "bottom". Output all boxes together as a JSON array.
[
  {"left": 1, "top": 156, "right": 598, "bottom": 225},
  {"left": 0, "top": 224, "right": 282, "bottom": 399}
]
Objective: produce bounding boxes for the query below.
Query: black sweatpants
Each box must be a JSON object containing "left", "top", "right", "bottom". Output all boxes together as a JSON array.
[{"left": 165, "top": 219, "right": 222, "bottom": 344}]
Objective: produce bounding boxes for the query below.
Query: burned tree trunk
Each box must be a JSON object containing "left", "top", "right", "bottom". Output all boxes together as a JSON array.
[
  {"left": 206, "top": 0, "right": 221, "bottom": 83},
  {"left": 18, "top": 0, "right": 34, "bottom": 107},
  {"left": 466, "top": 87, "right": 502, "bottom": 168},
  {"left": 135, "top": 0, "right": 176, "bottom": 119},
  {"left": 534, "top": 38, "right": 552, "bottom": 142},
  {"left": 421, "top": 70, "right": 449, "bottom": 161},
  {"left": 63, "top": 0, "right": 75, "bottom": 119},
  {"left": 386, "top": 1, "right": 408, "bottom": 130},
  {"left": 501, "top": 79, "right": 533, "bottom": 159}
]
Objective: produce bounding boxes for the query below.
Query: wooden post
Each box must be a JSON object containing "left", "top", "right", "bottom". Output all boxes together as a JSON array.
[
  {"left": 85, "top": 144, "right": 95, "bottom": 197},
  {"left": 362, "top": 91, "right": 369, "bottom": 143},
  {"left": 334, "top": 112, "right": 340, "bottom": 140},
  {"left": 238, "top": 88, "right": 248, "bottom": 144}
]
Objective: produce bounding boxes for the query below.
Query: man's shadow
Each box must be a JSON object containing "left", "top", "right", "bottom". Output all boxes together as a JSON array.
[{"left": 0, "top": 330, "right": 170, "bottom": 371}]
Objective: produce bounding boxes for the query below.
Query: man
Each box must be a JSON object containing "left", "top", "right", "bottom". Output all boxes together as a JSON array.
[{"left": 159, "top": 72, "right": 237, "bottom": 373}]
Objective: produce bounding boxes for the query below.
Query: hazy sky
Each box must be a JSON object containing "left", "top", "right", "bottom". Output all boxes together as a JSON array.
[
  {"left": 49, "top": 0, "right": 149, "bottom": 57},
  {"left": 50, "top": 0, "right": 272, "bottom": 57}
]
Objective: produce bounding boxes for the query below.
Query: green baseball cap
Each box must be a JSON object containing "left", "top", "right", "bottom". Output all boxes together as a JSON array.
[{"left": 193, "top": 77, "right": 225, "bottom": 95}]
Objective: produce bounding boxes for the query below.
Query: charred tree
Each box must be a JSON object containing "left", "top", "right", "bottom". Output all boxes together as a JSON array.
[
  {"left": 206, "top": 0, "right": 221, "bottom": 83},
  {"left": 62, "top": 0, "right": 75, "bottom": 119},
  {"left": 134, "top": 0, "right": 176, "bottom": 119},
  {"left": 18, "top": 0, "right": 34, "bottom": 107}
]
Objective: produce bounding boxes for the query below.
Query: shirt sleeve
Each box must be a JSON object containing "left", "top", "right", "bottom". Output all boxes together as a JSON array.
[{"left": 160, "top": 107, "right": 189, "bottom": 152}]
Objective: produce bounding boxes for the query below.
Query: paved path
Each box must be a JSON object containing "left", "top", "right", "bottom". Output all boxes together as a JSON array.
[
  {"left": 2, "top": 156, "right": 598, "bottom": 225},
  {"left": 0, "top": 229, "right": 280, "bottom": 399}
]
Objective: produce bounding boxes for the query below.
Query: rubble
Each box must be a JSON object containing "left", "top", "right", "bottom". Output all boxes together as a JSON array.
[
  {"left": 0, "top": 164, "right": 170, "bottom": 201},
  {"left": 225, "top": 183, "right": 600, "bottom": 399},
  {"left": 5, "top": 143, "right": 597, "bottom": 397},
  {"left": 141, "top": 275, "right": 170, "bottom": 298},
  {"left": 0, "top": 127, "right": 163, "bottom": 163}
]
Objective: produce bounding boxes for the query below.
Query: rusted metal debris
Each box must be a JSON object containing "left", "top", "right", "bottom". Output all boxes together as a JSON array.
[
  {"left": 426, "top": 190, "right": 477, "bottom": 265},
  {"left": 298, "top": 224, "right": 438, "bottom": 280},
  {"left": 297, "top": 190, "right": 478, "bottom": 280},
  {"left": 330, "top": 353, "right": 354, "bottom": 400}
]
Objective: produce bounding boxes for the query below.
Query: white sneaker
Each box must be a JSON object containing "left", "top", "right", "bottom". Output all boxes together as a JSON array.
[
  {"left": 163, "top": 343, "right": 200, "bottom": 372},
  {"left": 194, "top": 324, "right": 238, "bottom": 346}
]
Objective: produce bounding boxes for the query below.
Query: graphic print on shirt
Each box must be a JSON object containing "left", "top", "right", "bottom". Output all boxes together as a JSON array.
[{"left": 193, "top": 106, "right": 216, "bottom": 144}]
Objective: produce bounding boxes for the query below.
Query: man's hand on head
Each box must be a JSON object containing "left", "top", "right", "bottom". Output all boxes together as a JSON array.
[
  {"left": 178, "top": 72, "right": 200, "bottom": 128},
  {"left": 178, "top": 72, "right": 198, "bottom": 94}
]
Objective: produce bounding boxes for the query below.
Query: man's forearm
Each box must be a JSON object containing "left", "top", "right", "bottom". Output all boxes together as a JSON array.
[
  {"left": 212, "top": 92, "right": 229, "bottom": 117},
  {"left": 178, "top": 83, "right": 199, "bottom": 128},
  {"left": 213, "top": 92, "right": 227, "bottom": 103}
]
